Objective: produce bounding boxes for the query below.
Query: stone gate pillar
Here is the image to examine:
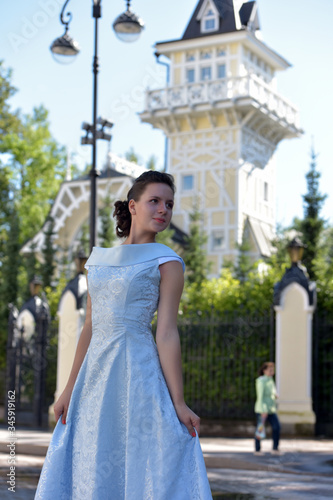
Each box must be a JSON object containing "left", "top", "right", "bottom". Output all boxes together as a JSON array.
[
  {"left": 273, "top": 238, "right": 316, "bottom": 435},
  {"left": 48, "top": 251, "right": 87, "bottom": 426}
]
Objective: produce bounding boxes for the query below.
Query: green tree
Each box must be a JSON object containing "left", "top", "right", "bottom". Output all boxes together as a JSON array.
[
  {"left": 98, "top": 194, "right": 116, "bottom": 248},
  {"left": 41, "top": 215, "right": 56, "bottom": 289},
  {"left": 125, "top": 147, "right": 141, "bottom": 164},
  {"left": 156, "top": 225, "right": 175, "bottom": 247},
  {"left": 72, "top": 162, "right": 91, "bottom": 180},
  {"left": 0, "top": 205, "right": 20, "bottom": 370},
  {"left": 298, "top": 145, "right": 327, "bottom": 279},
  {"left": 23, "top": 242, "right": 40, "bottom": 299},
  {"left": 0, "top": 62, "right": 67, "bottom": 378},
  {"left": 0, "top": 166, "right": 11, "bottom": 260},
  {"left": 234, "top": 229, "right": 254, "bottom": 282},
  {"left": 184, "top": 207, "right": 209, "bottom": 285},
  {"left": 181, "top": 259, "right": 287, "bottom": 317},
  {"left": 1, "top": 105, "right": 67, "bottom": 243},
  {"left": 0, "top": 63, "right": 20, "bottom": 339},
  {"left": 146, "top": 155, "right": 157, "bottom": 171},
  {"left": 0, "top": 60, "right": 20, "bottom": 138},
  {"left": 79, "top": 223, "right": 90, "bottom": 256},
  {"left": 124, "top": 147, "right": 161, "bottom": 171},
  {"left": 323, "top": 228, "right": 333, "bottom": 278},
  {"left": 4, "top": 209, "right": 20, "bottom": 304},
  {"left": 268, "top": 223, "right": 293, "bottom": 269},
  {"left": 0, "top": 61, "right": 20, "bottom": 326}
]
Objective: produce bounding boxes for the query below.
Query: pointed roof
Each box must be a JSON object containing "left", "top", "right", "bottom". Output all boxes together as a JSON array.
[
  {"left": 182, "top": 0, "right": 259, "bottom": 40},
  {"left": 239, "top": 1, "right": 260, "bottom": 30}
]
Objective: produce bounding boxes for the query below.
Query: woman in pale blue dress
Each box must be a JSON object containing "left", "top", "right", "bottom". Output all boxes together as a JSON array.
[{"left": 34, "top": 170, "right": 212, "bottom": 499}]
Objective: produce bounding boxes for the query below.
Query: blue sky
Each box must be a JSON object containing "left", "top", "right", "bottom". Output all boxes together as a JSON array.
[{"left": 1, "top": 0, "right": 333, "bottom": 227}]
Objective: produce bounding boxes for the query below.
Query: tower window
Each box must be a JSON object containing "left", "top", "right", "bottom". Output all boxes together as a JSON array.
[
  {"left": 186, "top": 68, "right": 195, "bottom": 83},
  {"left": 200, "top": 66, "right": 211, "bottom": 81},
  {"left": 217, "top": 64, "right": 226, "bottom": 79},
  {"left": 217, "top": 47, "right": 226, "bottom": 57},
  {"left": 186, "top": 52, "right": 195, "bottom": 62},
  {"left": 182, "top": 175, "right": 194, "bottom": 191},
  {"left": 212, "top": 230, "right": 225, "bottom": 250},
  {"left": 201, "top": 7, "right": 219, "bottom": 33},
  {"left": 205, "top": 18, "right": 215, "bottom": 30},
  {"left": 200, "top": 50, "right": 212, "bottom": 60},
  {"left": 264, "top": 182, "right": 268, "bottom": 201}
]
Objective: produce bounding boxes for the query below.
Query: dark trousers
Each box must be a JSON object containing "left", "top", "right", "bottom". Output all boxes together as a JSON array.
[{"left": 255, "top": 412, "right": 280, "bottom": 451}]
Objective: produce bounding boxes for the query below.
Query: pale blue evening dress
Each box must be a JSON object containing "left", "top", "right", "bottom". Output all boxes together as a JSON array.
[{"left": 34, "top": 243, "right": 212, "bottom": 500}]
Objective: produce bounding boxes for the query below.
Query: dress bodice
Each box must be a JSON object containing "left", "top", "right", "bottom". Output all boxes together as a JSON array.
[{"left": 84, "top": 243, "right": 185, "bottom": 342}]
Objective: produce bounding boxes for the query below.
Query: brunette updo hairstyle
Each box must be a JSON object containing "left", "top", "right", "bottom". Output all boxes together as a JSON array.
[
  {"left": 258, "top": 361, "right": 275, "bottom": 376},
  {"left": 113, "top": 170, "right": 175, "bottom": 238}
]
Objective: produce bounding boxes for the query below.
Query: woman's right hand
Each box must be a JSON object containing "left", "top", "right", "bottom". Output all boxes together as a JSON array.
[
  {"left": 174, "top": 401, "right": 200, "bottom": 437},
  {"left": 54, "top": 386, "right": 73, "bottom": 424}
]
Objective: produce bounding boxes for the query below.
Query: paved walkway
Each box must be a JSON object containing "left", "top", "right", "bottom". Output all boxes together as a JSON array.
[{"left": 0, "top": 427, "right": 332, "bottom": 499}]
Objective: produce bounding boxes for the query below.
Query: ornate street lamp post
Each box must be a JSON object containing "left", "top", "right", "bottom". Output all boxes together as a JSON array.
[{"left": 51, "top": 0, "right": 144, "bottom": 250}]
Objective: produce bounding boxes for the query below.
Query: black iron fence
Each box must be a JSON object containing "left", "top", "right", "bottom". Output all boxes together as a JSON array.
[
  {"left": 177, "top": 309, "right": 275, "bottom": 420},
  {"left": 5, "top": 307, "right": 58, "bottom": 426},
  {"left": 5, "top": 304, "right": 333, "bottom": 434},
  {"left": 313, "top": 310, "right": 333, "bottom": 436}
]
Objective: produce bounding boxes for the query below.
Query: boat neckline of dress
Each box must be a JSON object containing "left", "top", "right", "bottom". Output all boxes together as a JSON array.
[
  {"left": 120, "top": 242, "right": 159, "bottom": 246},
  {"left": 92, "top": 243, "right": 162, "bottom": 249}
]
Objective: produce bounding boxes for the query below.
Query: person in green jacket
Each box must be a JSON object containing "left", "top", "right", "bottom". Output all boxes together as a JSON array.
[{"left": 254, "top": 361, "right": 280, "bottom": 454}]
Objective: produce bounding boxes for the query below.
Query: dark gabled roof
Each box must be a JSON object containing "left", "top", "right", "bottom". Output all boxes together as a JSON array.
[
  {"left": 60, "top": 273, "right": 87, "bottom": 310},
  {"left": 170, "top": 222, "right": 188, "bottom": 246},
  {"left": 76, "top": 167, "right": 127, "bottom": 182},
  {"left": 182, "top": 0, "right": 258, "bottom": 40},
  {"left": 239, "top": 1, "right": 260, "bottom": 30}
]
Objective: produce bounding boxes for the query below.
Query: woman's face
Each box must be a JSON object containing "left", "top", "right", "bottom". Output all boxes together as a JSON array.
[
  {"left": 129, "top": 182, "right": 174, "bottom": 235},
  {"left": 264, "top": 365, "right": 275, "bottom": 377}
]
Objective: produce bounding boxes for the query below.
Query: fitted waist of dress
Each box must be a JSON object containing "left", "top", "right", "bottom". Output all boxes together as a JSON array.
[{"left": 93, "top": 316, "right": 154, "bottom": 335}]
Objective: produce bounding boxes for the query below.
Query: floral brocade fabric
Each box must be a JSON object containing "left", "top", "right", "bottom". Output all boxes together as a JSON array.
[{"left": 34, "top": 244, "right": 212, "bottom": 500}]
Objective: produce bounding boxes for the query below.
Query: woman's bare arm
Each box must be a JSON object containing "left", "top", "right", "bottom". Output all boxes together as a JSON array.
[
  {"left": 65, "top": 290, "right": 92, "bottom": 391},
  {"left": 156, "top": 260, "right": 200, "bottom": 436}
]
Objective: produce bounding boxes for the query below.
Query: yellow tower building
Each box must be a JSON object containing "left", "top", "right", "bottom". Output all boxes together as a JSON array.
[{"left": 140, "top": 0, "right": 302, "bottom": 275}]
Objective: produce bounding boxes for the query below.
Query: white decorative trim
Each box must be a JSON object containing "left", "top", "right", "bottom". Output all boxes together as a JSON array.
[
  {"left": 196, "top": 0, "right": 219, "bottom": 21},
  {"left": 143, "top": 75, "right": 300, "bottom": 133},
  {"left": 21, "top": 155, "right": 139, "bottom": 256},
  {"left": 232, "top": 0, "right": 243, "bottom": 31},
  {"left": 241, "top": 127, "right": 276, "bottom": 169},
  {"left": 154, "top": 31, "right": 290, "bottom": 71},
  {"left": 107, "top": 153, "right": 147, "bottom": 178},
  {"left": 275, "top": 307, "right": 281, "bottom": 396},
  {"left": 307, "top": 312, "right": 313, "bottom": 398}
]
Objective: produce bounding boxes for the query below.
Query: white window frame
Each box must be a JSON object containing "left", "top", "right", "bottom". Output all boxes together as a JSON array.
[
  {"left": 197, "top": 1, "right": 220, "bottom": 34},
  {"left": 186, "top": 68, "right": 195, "bottom": 84},
  {"left": 186, "top": 52, "right": 195, "bottom": 62},
  {"left": 204, "top": 17, "right": 216, "bottom": 32},
  {"left": 182, "top": 174, "right": 195, "bottom": 192},
  {"left": 200, "top": 66, "right": 212, "bottom": 81},
  {"left": 217, "top": 64, "right": 226, "bottom": 79},
  {"left": 217, "top": 47, "right": 227, "bottom": 57},
  {"left": 200, "top": 50, "right": 212, "bottom": 60},
  {"left": 211, "top": 230, "right": 225, "bottom": 251}
]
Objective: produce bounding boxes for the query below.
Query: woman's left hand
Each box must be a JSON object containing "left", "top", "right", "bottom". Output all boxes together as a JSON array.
[{"left": 174, "top": 401, "right": 200, "bottom": 437}]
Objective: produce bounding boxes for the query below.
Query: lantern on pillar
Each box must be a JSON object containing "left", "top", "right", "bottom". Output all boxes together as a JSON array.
[{"left": 274, "top": 237, "right": 315, "bottom": 306}]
